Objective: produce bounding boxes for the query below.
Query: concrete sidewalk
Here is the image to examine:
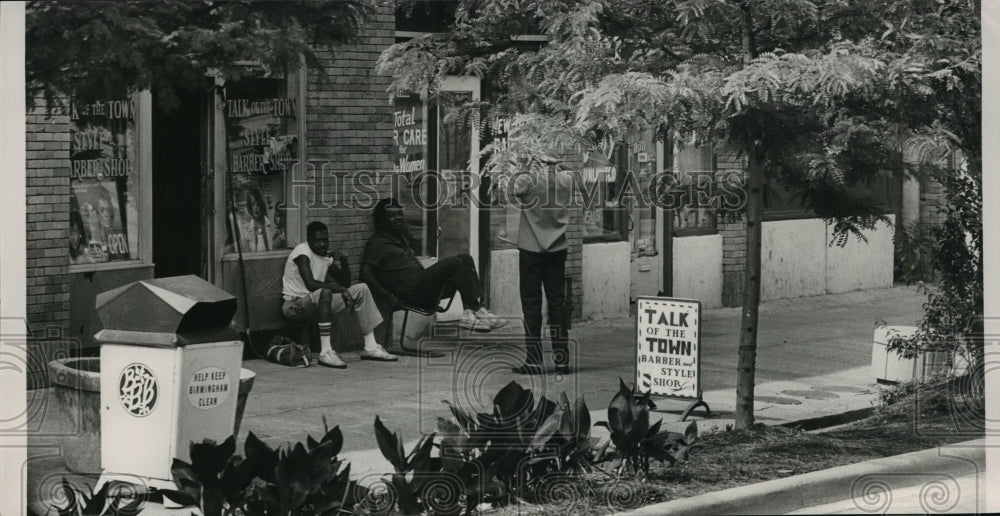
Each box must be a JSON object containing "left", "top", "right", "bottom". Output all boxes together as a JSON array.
[
  {"left": 26, "top": 285, "right": 928, "bottom": 511},
  {"left": 239, "top": 286, "right": 924, "bottom": 467}
]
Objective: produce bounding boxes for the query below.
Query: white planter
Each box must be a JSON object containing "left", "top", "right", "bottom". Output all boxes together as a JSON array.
[{"left": 871, "top": 326, "right": 952, "bottom": 383}]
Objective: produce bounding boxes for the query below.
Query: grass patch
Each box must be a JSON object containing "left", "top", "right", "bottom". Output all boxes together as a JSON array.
[{"left": 487, "top": 374, "right": 985, "bottom": 515}]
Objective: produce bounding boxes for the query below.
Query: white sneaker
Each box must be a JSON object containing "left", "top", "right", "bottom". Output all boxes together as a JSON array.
[
  {"left": 475, "top": 308, "right": 509, "bottom": 329},
  {"left": 459, "top": 309, "right": 489, "bottom": 332},
  {"left": 317, "top": 349, "right": 347, "bottom": 369},
  {"left": 361, "top": 345, "right": 398, "bottom": 362}
]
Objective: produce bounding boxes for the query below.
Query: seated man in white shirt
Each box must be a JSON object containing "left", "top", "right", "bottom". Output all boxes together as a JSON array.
[{"left": 281, "top": 221, "right": 397, "bottom": 368}]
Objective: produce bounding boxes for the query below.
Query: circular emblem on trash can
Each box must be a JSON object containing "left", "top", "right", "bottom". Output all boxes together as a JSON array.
[
  {"left": 118, "top": 363, "right": 158, "bottom": 417},
  {"left": 188, "top": 367, "right": 231, "bottom": 410}
]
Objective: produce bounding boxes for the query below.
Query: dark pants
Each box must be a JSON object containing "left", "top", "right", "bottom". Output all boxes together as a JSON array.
[
  {"left": 519, "top": 249, "right": 568, "bottom": 366},
  {"left": 395, "top": 254, "right": 484, "bottom": 311}
]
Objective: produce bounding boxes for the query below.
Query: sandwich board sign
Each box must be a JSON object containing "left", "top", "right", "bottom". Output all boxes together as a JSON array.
[{"left": 635, "top": 297, "right": 704, "bottom": 407}]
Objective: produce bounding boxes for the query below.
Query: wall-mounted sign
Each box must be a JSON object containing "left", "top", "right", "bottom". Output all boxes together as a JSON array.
[
  {"left": 635, "top": 297, "right": 702, "bottom": 400},
  {"left": 118, "top": 363, "right": 158, "bottom": 417},
  {"left": 187, "top": 367, "right": 231, "bottom": 410}
]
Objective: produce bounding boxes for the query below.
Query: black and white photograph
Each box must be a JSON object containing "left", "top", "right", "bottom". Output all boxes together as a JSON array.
[{"left": 1, "top": 0, "right": 997, "bottom": 514}]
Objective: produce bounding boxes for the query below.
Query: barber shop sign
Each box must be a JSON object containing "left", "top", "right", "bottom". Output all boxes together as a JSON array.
[{"left": 635, "top": 297, "right": 702, "bottom": 400}]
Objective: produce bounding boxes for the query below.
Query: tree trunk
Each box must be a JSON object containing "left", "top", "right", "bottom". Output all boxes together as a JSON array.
[
  {"left": 735, "top": 148, "right": 764, "bottom": 429},
  {"left": 734, "top": 0, "right": 762, "bottom": 430}
]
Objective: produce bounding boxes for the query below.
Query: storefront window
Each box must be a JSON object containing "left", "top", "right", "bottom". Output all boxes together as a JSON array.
[
  {"left": 223, "top": 78, "right": 298, "bottom": 254},
  {"left": 69, "top": 97, "right": 141, "bottom": 266},
  {"left": 672, "top": 144, "right": 717, "bottom": 234},
  {"left": 581, "top": 148, "right": 627, "bottom": 242},
  {"left": 435, "top": 91, "right": 474, "bottom": 259}
]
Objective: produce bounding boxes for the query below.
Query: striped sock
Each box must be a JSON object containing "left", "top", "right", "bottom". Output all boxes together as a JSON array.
[{"left": 318, "top": 322, "right": 332, "bottom": 353}]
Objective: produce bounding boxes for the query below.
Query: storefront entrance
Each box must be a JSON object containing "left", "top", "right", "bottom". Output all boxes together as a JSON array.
[{"left": 152, "top": 88, "right": 205, "bottom": 279}]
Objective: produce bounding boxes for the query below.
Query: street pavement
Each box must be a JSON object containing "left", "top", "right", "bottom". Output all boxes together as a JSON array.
[
  {"left": 623, "top": 439, "right": 987, "bottom": 515},
  {"left": 26, "top": 285, "right": 933, "bottom": 513},
  {"left": 786, "top": 471, "right": 987, "bottom": 514}
]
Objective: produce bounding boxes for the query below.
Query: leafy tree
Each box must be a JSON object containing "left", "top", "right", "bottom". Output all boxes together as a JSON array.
[
  {"left": 26, "top": 0, "right": 372, "bottom": 109},
  {"left": 377, "top": 0, "right": 979, "bottom": 427},
  {"left": 880, "top": 0, "right": 982, "bottom": 391}
]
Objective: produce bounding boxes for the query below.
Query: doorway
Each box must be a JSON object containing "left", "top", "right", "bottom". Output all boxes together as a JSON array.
[{"left": 152, "top": 89, "right": 205, "bottom": 278}]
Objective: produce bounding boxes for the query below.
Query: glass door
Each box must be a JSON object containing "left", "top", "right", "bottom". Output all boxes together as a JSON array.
[
  {"left": 431, "top": 77, "right": 480, "bottom": 318},
  {"left": 434, "top": 77, "right": 480, "bottom": 268}
]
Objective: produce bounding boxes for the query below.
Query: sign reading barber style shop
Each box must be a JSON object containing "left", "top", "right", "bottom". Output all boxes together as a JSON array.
[
  {"left": 635, "top": 297, "right": 702, "bottom": 399},
  {"left": 69, "top": 97, "right": 140, "bottom": 265}
]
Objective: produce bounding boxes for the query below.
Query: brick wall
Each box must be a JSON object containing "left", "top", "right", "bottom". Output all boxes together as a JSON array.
[
  {"left": 566, "top": 207, "right": 583, "bottom": 323},
  {"left": 25, "top": 98, "right": 73, "bottom": 387},
  {"left": 717, "top": 152, "right": 747, "bottom": 307},
  {"left": 919, "top": 179, "right": 945, "bottom": 226},
  {"left": 558, "top": 153, "right": 587, "bottom": 323},
  {"left": 305, "top": 4, "right": 396, "bottom": 276}
]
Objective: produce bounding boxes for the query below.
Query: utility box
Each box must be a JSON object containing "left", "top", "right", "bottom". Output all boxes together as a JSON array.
[
  {"left": 872, "top": 325, "right": 953, "bottom": 383},
  {"left": 95, "top": 275, "right": 242, "bottom": 488}
]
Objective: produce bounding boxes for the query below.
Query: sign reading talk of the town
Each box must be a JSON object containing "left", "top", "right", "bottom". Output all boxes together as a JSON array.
[
  {"left": 69, "top": 97, "right": 140, "bottom": 265},
  {"left": 226, "top": 96, "right": 298, "bottom": 174},
  {"left": 187, "top": 367, "right": 231, "bottom": 410},
  {"left": 635, "top": 297, "right": 702, "bottom": 400}
]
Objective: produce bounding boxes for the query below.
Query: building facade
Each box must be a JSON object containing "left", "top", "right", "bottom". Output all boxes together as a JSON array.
[{"left": 25, "top": 2, "right": 929, "bottom": 387}]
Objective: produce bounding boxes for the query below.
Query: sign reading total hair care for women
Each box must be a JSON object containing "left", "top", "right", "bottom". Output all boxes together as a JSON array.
[{"left": 635, "top": 297, "right": 702, "bottom": 399}]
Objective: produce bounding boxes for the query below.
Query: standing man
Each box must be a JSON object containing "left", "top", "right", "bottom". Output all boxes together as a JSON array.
[
  {"left": 511, "top": 157, "right": 579, "bottom": 375},
  {"left": 282, "top": 221, "right": 397, "bottom": 368}
]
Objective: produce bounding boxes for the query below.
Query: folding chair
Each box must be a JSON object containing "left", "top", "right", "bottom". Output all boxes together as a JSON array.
[{"left": 387, "top": 283, "right": 455, "bottom": 358}]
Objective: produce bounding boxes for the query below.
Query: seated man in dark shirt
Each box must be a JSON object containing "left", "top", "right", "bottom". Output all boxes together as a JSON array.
[{"left": 361, "top": 198, "right": 507, "bottom": 332}]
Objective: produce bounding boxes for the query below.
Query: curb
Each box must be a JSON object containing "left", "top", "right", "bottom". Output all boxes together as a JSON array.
[
  {"left": 777, "top": 407, "right": 874, "bottom": 431},
  {"left": 619, "top": 438, "right": 985, "bottom": 516}
]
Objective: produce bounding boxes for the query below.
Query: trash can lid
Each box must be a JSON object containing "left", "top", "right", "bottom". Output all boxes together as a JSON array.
[{"left": 95, "top": 275, "right": 240, "bottom": 347}]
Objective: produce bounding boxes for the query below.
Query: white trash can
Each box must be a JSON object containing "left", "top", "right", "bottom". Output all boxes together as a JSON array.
[{"left": 94, "top": 275, "right": 243, "bottom": 490}]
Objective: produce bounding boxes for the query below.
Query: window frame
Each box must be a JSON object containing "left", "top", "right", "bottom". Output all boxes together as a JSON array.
[
  {"left": 218, "top": 71, "right": 305, "bottom": 261},
  {"left": 68, "top": 90, "right": 154, "bottom": 273},
  {"left": 761, "top": 173, "right": 900, "bottom": 222},
  {"left": 581, "top": 144, "right": 629, "bottom": 244},
  {"left": 671, "top": 142, "right": 720, "bottom": 238}
]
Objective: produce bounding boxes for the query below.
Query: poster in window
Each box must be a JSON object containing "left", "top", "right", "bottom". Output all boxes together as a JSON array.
[
  {"left": 69, "top": 98, "right": 139, "bottom": 265},
  {"left": 225, "top": 175, "right": 277, "bottom": 254}
]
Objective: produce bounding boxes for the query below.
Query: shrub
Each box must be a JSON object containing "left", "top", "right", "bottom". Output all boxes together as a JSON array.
[
  {"left": 595, "top": 379, "right": 697, "bottom": 477},
  {"left": 56, "top": 420, "right": 366, "bottom": 516}
]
